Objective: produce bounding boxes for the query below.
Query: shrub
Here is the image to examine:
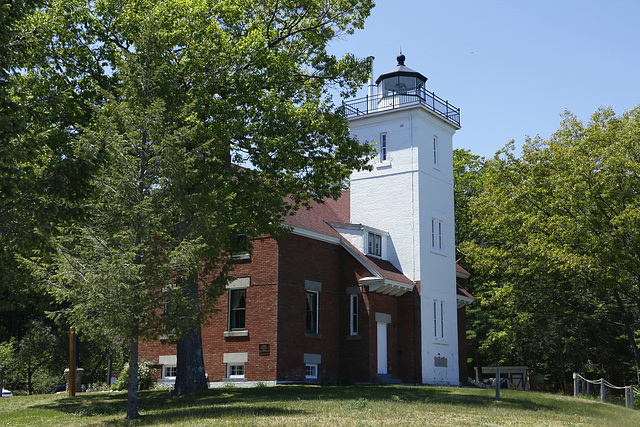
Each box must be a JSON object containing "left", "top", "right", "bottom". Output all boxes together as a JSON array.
[
  {"left": 112, "top": 362, "right": 156, "bottom": 391},
  {"left": 30, "top": 370, "right": 65, "bottom": 395}
]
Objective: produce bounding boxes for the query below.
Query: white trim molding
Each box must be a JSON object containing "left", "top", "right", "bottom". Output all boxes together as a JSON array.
[{"left": 359, "top": 277, "right": 413, "bottom": 297}]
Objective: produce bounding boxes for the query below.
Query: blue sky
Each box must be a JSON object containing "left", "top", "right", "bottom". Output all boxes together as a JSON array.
[{"left": 329, "top": 0, "right": 640, "bottom": 159}]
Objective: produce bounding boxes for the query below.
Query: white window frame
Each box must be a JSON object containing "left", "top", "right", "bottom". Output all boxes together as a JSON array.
[
  {"left": 367, "top": 232, "right": 382, "bottom": 257},
  {"left": 433, "top": 135, "right": 439, "bottom": 166},
  {"left": 163, "top": 365, "right": 177, "bottom": 379},
  {"left": 227, "top": 364, "right": 245, "bottom": 379},
  {"left": 228, "top": 288, "right": 246, "bottom": 331},
  {"left": 433, "top": 300, "right": 438, "bottom": 338},
  {"left": 431, "top": 218, "right": 443, "bottom": 252},
  {"left": 440, "top": 301, "right": 445, "bottom": 339},
  {"left": 306, "top": 290, "right": 319, "bottom": 334},
  {"left": 305, "top": 364, "right": 318, "bottom": 379},
  {"left": 350, "top": 294, "right": 359, "bottom": 336},
  {"left": 433, "top": 300, "right": 445, "bottom": 340},
  {"left": 379, "top": 132, "right": 387, "bottom": 162}
]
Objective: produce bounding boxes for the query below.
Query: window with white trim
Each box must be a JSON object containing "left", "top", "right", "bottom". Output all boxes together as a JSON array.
[
  {"left": 433, "top": 300, "right": 437, "bottom": 338},
  {"left": 431, "top": 218, "right": 443, "bottom": 251},
  {"left": 163, "top": 365, "right": 177, "bottom": 379},
  {"left": 227, "top": 364, "right": 245, "bottom": 378},
  {"left": 379, "top": 133, "right": 387, "bottom": 162},
  {"left": 433, "top": 300, "right": 445, "bottom": 339},
  {"left": 306, "top": 291, "right": 319, "bottom": 334},
  {"left": 350, "top": 294, "right": 359, "bottom": 336},
  {"left": 229, "top": 288, "right": 246, "bottom": 331},
  {"left": 433, "top": 135, "right": 439, "bottom": 166},
  {"left": 440, "top": 301, "right": 445, "bottom": 339},
  {"left": 305, "top": 364, "right": 318, "bottom": 379},
  {"left": 368, "top": 232, "right": 382, "bottom": 257}
]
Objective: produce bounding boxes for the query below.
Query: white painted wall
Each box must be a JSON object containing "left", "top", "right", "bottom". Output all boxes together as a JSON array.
[{"left": 348, "top": 101, "right": 460, "bottom": 385}]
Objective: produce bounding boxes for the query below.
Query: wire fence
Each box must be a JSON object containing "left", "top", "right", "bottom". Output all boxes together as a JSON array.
[{"left": 573, "top": 373, "right": 635, "bottom": 409}]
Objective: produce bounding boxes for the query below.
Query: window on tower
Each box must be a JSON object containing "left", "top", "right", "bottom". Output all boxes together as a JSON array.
[
  {"left": 433, "top": 135, "right": 439, "bottom": 166},
  {"left": 433, "top": 300, "right": 445, "bottom": 340},
  {"left": 431, "top": 218, "right": 443, "bottom": 252},
  {"left": 379, "top": 133, "right": 387, "bottom": 162}
]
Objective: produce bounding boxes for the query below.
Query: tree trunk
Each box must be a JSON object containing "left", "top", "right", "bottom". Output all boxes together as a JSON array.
[
  {"left": 125, "top": 338, "right": 140, "bottom": 420},
  {"left": 172, "top": 273, "right": 208, "bottom": 396},
  {"left": 27, "top": 360, "right": 32, "bottom": 395}
]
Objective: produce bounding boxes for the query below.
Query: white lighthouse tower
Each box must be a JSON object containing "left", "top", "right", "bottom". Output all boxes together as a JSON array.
[{"left": 345, "top": 54, "right": 462, "bottom": 385}]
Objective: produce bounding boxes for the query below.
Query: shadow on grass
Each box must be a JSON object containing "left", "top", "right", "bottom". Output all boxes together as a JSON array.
[
  {"left": 31, "top": 390, "right": 306, "bottom": 424},
  {"left": 31, "top": 385, "right": 557, "bottom": 423}
]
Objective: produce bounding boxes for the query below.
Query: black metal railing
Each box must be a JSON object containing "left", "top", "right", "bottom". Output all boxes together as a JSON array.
[{"left": 343, "top": 88, "right": 460, "bottom": 127}]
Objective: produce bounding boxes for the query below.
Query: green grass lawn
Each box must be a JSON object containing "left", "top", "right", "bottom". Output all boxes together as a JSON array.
[{"left": 1, "top": 384, "right": 637, "bottom": 426}]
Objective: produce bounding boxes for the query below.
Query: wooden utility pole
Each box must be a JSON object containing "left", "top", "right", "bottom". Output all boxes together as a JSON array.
[{"left": 69, "top": 328, "right": 76, "bottom": 397}]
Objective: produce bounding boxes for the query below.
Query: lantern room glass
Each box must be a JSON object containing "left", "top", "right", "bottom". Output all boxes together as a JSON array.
[{"left": 379, "top": 75, "right": 424, "bottom": 96}]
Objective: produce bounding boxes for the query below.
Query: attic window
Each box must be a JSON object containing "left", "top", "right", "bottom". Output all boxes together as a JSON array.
[{"left": 368, "top": 232, "right": 382, "bottom": 257}]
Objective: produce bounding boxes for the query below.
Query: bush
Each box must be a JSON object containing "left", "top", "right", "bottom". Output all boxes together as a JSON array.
[
  {"left": 30, "top": 370, "right": 65, "bottom": 395},
  {"left": 112, "top": 361, "right": 156, "bottom": 391}
]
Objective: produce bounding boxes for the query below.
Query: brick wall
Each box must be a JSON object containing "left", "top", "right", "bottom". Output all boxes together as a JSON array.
[
  {"left": 139, "top": 232, "right": 424, "bottom": 385},
  {"left": 276, "top": 234, "right": 342, "bottom": 381},
  {"left": 397, "top": 287, "right": 421, "bottom": 384},
  {"left": 338, "top": 249, "right": 371, "bottom": 382}
]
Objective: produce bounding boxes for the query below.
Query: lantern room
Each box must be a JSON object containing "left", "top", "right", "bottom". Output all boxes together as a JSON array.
[{"left": 375, "top": 53, "right": 427, "bottom": 96}]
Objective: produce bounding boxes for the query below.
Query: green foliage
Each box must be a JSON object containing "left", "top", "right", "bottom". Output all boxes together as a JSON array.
[
  {"left": 0, "top": 339, "right": 15, "bottom": 368},
  {"left": 460, "top": 106, "right": 640, "bottom": 388},
  {"left": 17, "top": 320, "right": 60, "bottom": 395},
  {"left": 112, "top": 362, "right": 156, "bottom": 391},
  {"left": 453, "top": 148, "right": 485, "bottom": 252},
  {"left": 9, "top": 0, "right": 375, "bottom": 415}
]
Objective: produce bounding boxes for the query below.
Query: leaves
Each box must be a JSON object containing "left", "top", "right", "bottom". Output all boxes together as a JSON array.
[{"left": 461, "top": 106, "right": 640, "bottom": 384}]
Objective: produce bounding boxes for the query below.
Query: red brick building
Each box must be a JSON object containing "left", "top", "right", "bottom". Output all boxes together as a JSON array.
[{"left": 139, "top": 191, "right": 472, "bottom": 386}]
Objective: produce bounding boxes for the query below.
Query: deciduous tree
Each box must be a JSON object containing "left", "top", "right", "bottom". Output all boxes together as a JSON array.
[
  {"left": 20, "top": 0, "right": 374, "bottom": 418},
  {"left": 463, "top": 106, "right": 640, "bottom": 381}
]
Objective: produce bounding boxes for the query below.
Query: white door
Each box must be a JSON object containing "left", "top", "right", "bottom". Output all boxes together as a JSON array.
[{"left": 377, "top": 322, "right": 388, "bottom": 375}]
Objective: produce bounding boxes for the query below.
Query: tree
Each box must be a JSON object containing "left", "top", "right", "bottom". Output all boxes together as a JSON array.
[
  {"left": 453, "top": 149, "right": 485, "bottom": 259},
  {"left": 1, "top": 0, "right": 103, "bottom": 344},
  {"left": 17, "top": 320, "right": 58, "bottom": 395},
  {"left": 20, "top": 0, "right": 374, "bottom": 418},
  {"left": 462, "top": 106, "right": 640, "bottom": 382}
]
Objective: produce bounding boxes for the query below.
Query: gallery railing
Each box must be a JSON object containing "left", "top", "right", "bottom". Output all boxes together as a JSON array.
[{"left": 343, "top": 88, "right": 460, "bottom": 127}]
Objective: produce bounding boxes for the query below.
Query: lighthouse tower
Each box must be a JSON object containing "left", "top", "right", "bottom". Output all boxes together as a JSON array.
[{"left": 345, "top": 54, "right": 461, "bottom": 385}]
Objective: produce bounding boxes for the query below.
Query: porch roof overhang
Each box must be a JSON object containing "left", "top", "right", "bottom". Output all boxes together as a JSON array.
[
  {"left": 359, "top": 277, "right": 414, "bottom": 297},
  {"left": 457, "top": 295, "right": 474, "bottom": 308}
]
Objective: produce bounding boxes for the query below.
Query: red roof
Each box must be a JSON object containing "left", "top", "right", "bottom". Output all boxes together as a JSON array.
[
  {"left": 284, "top": 190, "right": 470, "bottom": 292},
  {"left": 283, "top": 190, "right": 413, "bottom": 285}
]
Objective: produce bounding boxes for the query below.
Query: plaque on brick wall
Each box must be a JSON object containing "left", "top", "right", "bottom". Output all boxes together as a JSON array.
[
  {"left": 259, "top": 344, "right": 270, "bottom": 356},
  {"left": 434, "top": 356, "right": 448, "bottom": 367}
]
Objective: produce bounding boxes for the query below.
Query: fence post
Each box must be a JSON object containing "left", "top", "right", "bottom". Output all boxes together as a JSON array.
[
  {"left": 495, "top": 367, "right": 501, "bottom": 401},
  {"left": 587, "top": 380, "right": 590, "bottom": 397},
  {"left": 600, "top": 378, "right": 606, "bottom": 403},
  {"left": 626, "top": 386, "right": 630, "bottom": 409},
  {"left": 573, "top": 373, "right": 579, "bottom": 398},
  {"left": 631, "top": 385, "right": 635, "bottom": 409}
]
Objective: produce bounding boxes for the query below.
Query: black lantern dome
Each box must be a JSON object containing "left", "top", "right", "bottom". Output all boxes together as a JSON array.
[{"left": 375, "top": 53, "right": 427, "bottom": 96}]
